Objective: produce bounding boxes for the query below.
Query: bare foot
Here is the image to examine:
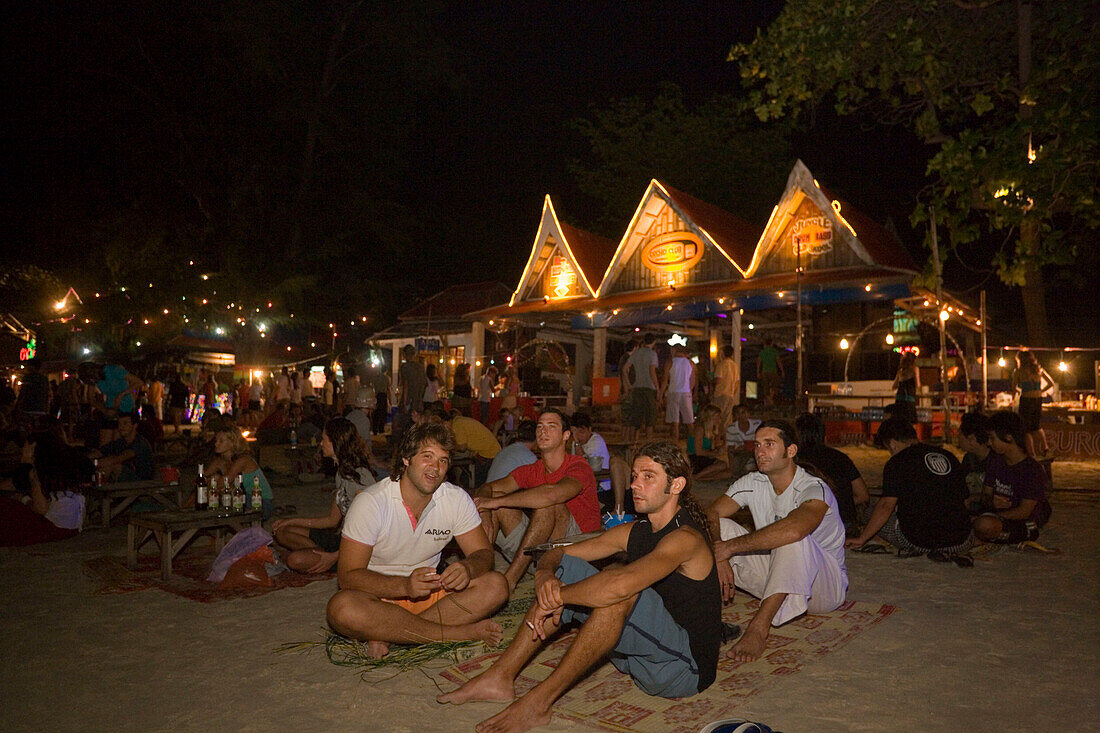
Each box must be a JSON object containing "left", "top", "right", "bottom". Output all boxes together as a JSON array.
[
  {"left": 470, "top": 619, "right": 504, "bottom": 648},
  {"left": 476, "top": 695, "right": 552, "bottom": 733},
  {"left": 437, "top": 670, "right": 515, "bottom": 705},
  {"left": 726, "top": 625, "right": 768, "bottom": 662},
  {"left": 367, "top": 640, "right": 390, "bottom": 659}
]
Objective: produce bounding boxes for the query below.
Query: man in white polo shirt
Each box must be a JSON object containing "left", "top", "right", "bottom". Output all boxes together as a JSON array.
[{"left": 326, "top": 422, "right": 509, "bottom": 658}]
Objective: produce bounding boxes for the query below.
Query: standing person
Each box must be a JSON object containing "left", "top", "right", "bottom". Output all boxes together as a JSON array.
[
  {"left": 96, "top": 363, "right": 143, "bottom": 418},
  {"left": 1012, "top": 350, "right": 1050, "bottom": 457},
  {"left": 322, "top": 367, "right": 339, "bottom": 417},
  {"left": 423, "top": 363, "right": 442, "bottom": 407},
  {"left": 973, "top": 411, "right": 1051, "bottom": 544},
  {"left": 274, "top": 367, "right": 291, "bottom": 408},
  {"left": 341, "top": 365, "right": 360, "bottom": 414},
  {"left": 625, "top": 334, "right": 660, "bottom": 444},
  {"left": 57, "top": 371, "right": 84, "bottom": 443},
  {"left": 272, "top": 418, "right": 376, "bottom": 573},
  {"left": 891, "top": 352, "right": 920, "bottom": 424},
  {"left": 706, "top": 419, "right": 848, "bottom": 661},
  {"left": 208, "top": 427, "right": 275, "bottom": 520},
  {"left": 201, "top": 371, "right": 217, "bottom": 415},
  {"left": 501, "top": 365, "right": 520, "bottom": 412},
  {"left": 756, "top": 338, "right": 784, "bottom": 407},
  {"left": 371, "top": 364, "right": 391, "bottom": 435},
  {"left": 712, "top": 344, "right": 739, "bottom": 427},
  {"left": 475, "top": 408, "right": 601, "bottom": 590},
  {"left": 846, "top": 417, "right": 972, "bottom": 558},
  {"left": 247, "top": 379, "right": 263, "bottom": 426},
  {"left": 452, "top": 363, "right": 473, "bottom": 417},
  {"left": 289, "top": 370, "right": 303, "bottom": 407},
  {"left": 617, "top": 339, "right": 639, "bottom": 444},
  {"left": 325, "top": 422, "right": 508, "bottom": 659},
  {"left": 660, "top": 343, "right": 696, "bottom": 442},
  {"left": 398, "top": 344, "right": 428, "bottom": 416},
  {"left": 147, "top": 375, "right": 165, "bottom": 422},
  {"left": 438, "top": 442, "right": 722, "bottom": 727},
  {"left": 167, "top": 373, "right": 190, "bottom": 433},
  {"left": 477, "top": 365, "right": 497, "bottom": 425},
  {"left": 236, "top": 379, "right": 250, "bottom": 422},
  {"left": 795, "top": 413, "right": 869, "bottom": 535}
]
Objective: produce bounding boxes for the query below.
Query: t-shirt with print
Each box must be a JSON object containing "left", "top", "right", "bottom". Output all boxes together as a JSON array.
[
  {"left": 342, "top": 477, "right": 481, "bottom": 577},
  {"left": 725, "top": 467, "right": 847, "bottom": 576},
  {"left": 509, "top": 453, "right": 601, "bottom": 532},
  {"left": 725, "top": 419, "right": 761, "bottom": 448},
  {"left": 984, "top": 453, "right": 1049, "bottom": 522},
  {"left": 881, "top": 443, "right": 970, "bottom": 549},
  {"left": 334, "top": 467, "right": 375, "bottom": 518}
]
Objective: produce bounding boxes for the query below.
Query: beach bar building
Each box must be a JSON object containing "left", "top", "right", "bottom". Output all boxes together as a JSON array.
[{"left": 472, "top": 161, "right": 985, "bottom": 429}]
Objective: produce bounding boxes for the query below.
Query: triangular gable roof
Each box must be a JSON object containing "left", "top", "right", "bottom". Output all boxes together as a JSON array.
[
  {"left": 399, "top": 281, "right": 512, "bottom": 322},
  {"left": 596, "top": 180, "right": 758, "bottom": 297},
  {"left": 509, "top": 196, "right": 614, "bottom": 305},
  {"left": 744, "top": 160, "right": 918, "bottom": 277}
]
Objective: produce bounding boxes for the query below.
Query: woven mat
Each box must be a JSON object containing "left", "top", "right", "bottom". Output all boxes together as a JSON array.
[
  {"left": 438, "top": 596, "right": 898, "bottom": 732},
  {"left": 82, "top": 551, "right": 333, "bottom": 603}
]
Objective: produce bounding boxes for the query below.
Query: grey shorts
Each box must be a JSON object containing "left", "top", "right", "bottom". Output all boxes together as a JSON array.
[
  {"left": 557, "top": 555, "right": 699, "bottom": 698},
  {"left": 496, "top": 512, "right": 582, "bottom": 562}
]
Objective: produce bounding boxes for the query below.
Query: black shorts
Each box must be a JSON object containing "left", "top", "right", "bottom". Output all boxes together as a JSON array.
[
  {"left": 1019, "top": 397, "right": 1042, "bottom": 433},
  {"left": 308, "top": 528, "right": 342, "bottom": 552}
]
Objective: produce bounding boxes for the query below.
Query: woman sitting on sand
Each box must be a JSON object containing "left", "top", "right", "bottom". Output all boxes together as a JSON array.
[
  {"left": 686, "top": 404, "right": 725, "bottom": 475},
  {"left": 270, "top": 418, "right": 375, "bottom": 573},
  {"left": 207, "top": 427, "right": 274, "bottom": 520}
]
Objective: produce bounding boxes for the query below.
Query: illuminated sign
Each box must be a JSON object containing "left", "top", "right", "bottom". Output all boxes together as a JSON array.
[
  {"left": 415, "top": 337, "right": 442, "bottom": 354},
  {"left": 547, "top": 256, "right": 577, "bottom": 298},
  {"left": 666, "top": 333, "right": 688, "bottom": 347},
  {"left": 790, "top": 215, "right": 833, "bottom": 256},
  {"left": 641, "top": 232, "right": 704, "bottom": 274},
  {"left": 19, "top": 338, "right": 36, "bottom": 361}
]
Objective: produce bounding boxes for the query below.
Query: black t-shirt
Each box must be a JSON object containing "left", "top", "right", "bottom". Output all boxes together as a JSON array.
[
  {"left": 883, "top": 443, "right": 971, "bottom": 549},
  {"left": 798, "top": 445, "right": 861, "bottom": 528},
  {"left": 168, "top": 381, "right": 190, "bottom": 409}
]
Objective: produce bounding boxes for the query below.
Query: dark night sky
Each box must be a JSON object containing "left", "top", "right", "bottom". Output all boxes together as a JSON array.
[{"left": 5, "top": 1, "right": 1055, "bottom": 342}]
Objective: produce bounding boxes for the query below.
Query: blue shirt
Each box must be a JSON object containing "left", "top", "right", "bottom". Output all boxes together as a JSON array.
[{"left": 486, "top": 442, "right": 537, "bottom": 483}]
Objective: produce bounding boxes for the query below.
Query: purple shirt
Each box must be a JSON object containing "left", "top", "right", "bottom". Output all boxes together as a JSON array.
[{"left": 984, "top": 453, "right": 1049, "bottom": 522}]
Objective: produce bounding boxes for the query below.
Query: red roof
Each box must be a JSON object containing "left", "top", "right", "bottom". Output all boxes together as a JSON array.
[
  {"left": 399, "top": 281, "right": 512, "bottom": 322},
  {"left": 559, "top": 220, "right": 618, "bottom": 289},
  {"left": 821, "top": 187, "right": 919, "bottom": 272},
  {"left": 662, "top": 183, "right": 761, "bottom": 270}
]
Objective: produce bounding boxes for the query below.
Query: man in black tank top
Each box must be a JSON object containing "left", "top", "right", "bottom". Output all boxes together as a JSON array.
[{"left": 438, "top": 442, "right": 722, "bottom": 732}]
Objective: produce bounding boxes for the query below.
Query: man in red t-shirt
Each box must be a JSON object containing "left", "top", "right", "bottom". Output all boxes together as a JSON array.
[{"left": 475, "top": 408, "right": 600, "bottom": 589}]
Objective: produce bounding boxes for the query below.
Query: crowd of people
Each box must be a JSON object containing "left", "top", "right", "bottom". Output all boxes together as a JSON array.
[{"left": 0, "top": 338, "right": 1059, "bottom": 731}]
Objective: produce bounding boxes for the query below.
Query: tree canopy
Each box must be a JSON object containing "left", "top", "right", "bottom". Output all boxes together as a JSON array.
[{"left": 733, "top": 0, "right": 1099, "bottom": 343}]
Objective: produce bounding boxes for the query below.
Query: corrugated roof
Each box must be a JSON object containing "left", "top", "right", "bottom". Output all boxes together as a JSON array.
[
  {"left": 661, "top": 183, "right": 761, "bottom": 270},
  {"left": 398, "top": 281, "right": 512, "bottom": 322},
  {"left": 559, "top": 220, "right": 617, "bottom": 290}
]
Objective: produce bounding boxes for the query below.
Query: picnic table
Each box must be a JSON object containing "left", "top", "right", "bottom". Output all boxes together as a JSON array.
[
  {"left": 90, "top": 479, "right": 185, "bottom": 528},
  {"left": 127, "top": 508, "right": 263, "bottom": 580}
]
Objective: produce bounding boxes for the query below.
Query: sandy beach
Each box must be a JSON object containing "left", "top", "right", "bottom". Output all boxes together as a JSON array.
[{"left": 3, "top": 446, "right": 1098, "bottom": 732}]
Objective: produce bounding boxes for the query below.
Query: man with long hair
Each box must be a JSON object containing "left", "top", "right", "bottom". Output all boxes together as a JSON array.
[
  {"left": 326, "top": 422, "right": 508, "bottom": 659},
  {"left": 439, "top": 441, "right": 722, "bottom": 731},
  {"left": 706, "top": 419, "right": 847, "bottom": 662}
]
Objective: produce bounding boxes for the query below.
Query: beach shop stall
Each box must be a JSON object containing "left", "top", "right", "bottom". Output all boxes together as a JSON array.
[{"left": 473, "top": 160, "right": 985, "bottom": 436}]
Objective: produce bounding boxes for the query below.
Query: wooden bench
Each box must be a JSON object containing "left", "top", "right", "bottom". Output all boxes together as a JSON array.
[
  {"left": 127, "top": 508, "right": 263, "bottom": 580},
  {"left": 91, "top": 480, "right": 185, "bottom": 528}
]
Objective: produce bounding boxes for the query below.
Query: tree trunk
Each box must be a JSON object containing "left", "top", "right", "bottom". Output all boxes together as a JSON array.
[{"left": 1019, "top": 219, "right": 1049, "bottom": 345}]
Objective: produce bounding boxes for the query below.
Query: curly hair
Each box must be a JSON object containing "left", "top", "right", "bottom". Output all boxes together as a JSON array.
[
  {"left": 323, "top": 417, "right": 374, "bottom": 482},
  {"left": 633, "top": 441, "right": 712, "bottom": 545},
  {"left": 391, "top": 422, "right": 456, "bottom": 480}
]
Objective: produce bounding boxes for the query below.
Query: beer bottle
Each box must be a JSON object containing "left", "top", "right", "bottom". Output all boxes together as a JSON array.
[
  {"left": 232, "top": 476, "right": 245, "bottom": 512},
  {"left": 220, "top": 477, "right": 233, "bottom": 513},
  {"left": 195, "top": 464, "right": 208, "bottom": 511},
  {"left": 251, "top": 476, "right": 263, "bottom": 513}
]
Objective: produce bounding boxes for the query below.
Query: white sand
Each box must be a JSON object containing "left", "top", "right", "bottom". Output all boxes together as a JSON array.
[{"left": 3, "top": 449, "right": 1098, "bottom": 732}]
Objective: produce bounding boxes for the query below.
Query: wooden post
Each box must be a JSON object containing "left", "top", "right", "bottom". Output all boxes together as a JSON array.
[
  {"left": 593, "top": 326, "right": 607, "bottom": 379},
  {"left": 731, "top": 310, "right": 743, "bottom": 405},
  {"left": 930, "top": 208, "right": 952, "bottom": 441},
  {"left": 980, "top": 290, "right": 988, "bottom": 408}
]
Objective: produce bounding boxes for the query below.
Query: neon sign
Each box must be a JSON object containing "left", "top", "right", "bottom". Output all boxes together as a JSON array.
[
  {"left": 641, "top": 232, "right": 704, "bottom": 274},
  {"left": 547, "top": 256, "right": 576, "bottom": 298},
  {"left": 19, "top": 338, "right": 36, "bottom": 361}
]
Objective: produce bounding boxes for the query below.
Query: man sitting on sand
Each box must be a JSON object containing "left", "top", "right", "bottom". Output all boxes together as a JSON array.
[
  {"left": 326, "top": 422, "right": 509, "bottom": 658},
  {"left": 846, "top": 417, "right": 972, "bottom": 557},
  {"left": 958, "top": 411, "right": 993, "bottom": 508},
  {"left": 706, "top": 419, "right": 847, "bottom": 661},
  {"left": 973, "top": 411, "right": 1051, "bottom": 544},
  {"left": 438, "top": 442, "right": 722, "bottom": 732},
  {"left": 474, "top": 408, "right": 601, "bottom": 590}
]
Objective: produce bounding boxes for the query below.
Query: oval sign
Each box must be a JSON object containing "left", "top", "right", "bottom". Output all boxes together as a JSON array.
[{"left": 641, "top": 231, "right": 704, "bottom": 274}]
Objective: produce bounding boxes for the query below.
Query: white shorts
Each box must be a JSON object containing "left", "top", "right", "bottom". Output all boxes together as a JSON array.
[{"left": 664, "top": 392, "right": 694, "bottom": 424}]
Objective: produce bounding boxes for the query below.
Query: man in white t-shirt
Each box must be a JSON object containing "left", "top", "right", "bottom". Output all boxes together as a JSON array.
[
  {"left": 570, "top": 410, "right": 630, "bottom": 516},
  {"left": 660, "top": 343, "right": 696, "bottom": 441},
  {"left": 327, "top": 423, "right": 509, "bottom": 658},
  {"left": 705, "top": 419, "right": 847, "bottom": 662}
]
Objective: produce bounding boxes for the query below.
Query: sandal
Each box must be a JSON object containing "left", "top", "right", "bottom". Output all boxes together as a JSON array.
[
  {"left": 928, "top": 550, "right": 950, "bottom": 563},
  {"left": 896, "top": 549, "right": 925, "bottom": 559},
  {"left": 950, "top": 554, "right": 974, "bottom": 568},
  {"left": 854, "top": 544, "right": 891, "bottom": 554}
]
